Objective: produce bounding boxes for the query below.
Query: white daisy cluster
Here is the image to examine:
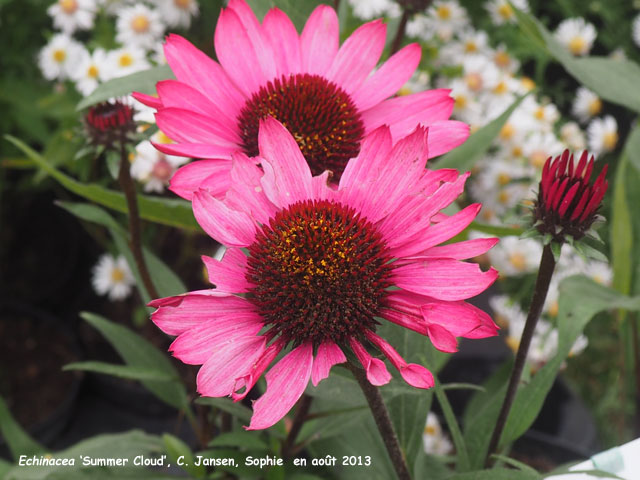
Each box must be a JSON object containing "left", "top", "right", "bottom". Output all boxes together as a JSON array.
[
  {"left": 39, "top": 0, "right": 200, "bottom": 95},
  {"left": 91, "top": 253, "right": 135, "bottom": 301},
  {"left": 129, "top": 130, "right": 188, "bottom": 192}
]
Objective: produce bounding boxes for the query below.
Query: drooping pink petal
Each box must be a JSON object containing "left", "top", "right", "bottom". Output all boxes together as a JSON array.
[
  {"left": 262, "top": 7, "right": 301, "bottom": 76},
  {"left": 163, "top": 34, "right": 245, "bottom": 115},
  {"left": 197, "top": 336, "right": 266, "bottom": 397},
  {"left": 349, "top": 338, "right": 391, "bottom": 386},
  {"left": 169, "top": 159, "right": 233, "bottom": 200},
  {"left": 426, "top": 323, "right": 458, "bottom": 353},
  {"left": 132, "top": 91, "right": 162, "bottom": 109},
  {"left": 379, "top": 308, "right": 428, "bottom": 336},
  {"left": 311, "top": 341, "right": 346, "bottom": 386},
  {"left": 214, "top": 7, "right": 273, "bottom": 97},
  {"left": 393, "top": 259, "right": 499, "bottom": 301},
  {"left": 258, "top": 117, "right": 313, "bottom": 208},
  {"left": 155, "top": 80, "right": 240, "bottom": 142},
  {"left": 202, "top": 247, "right": 249, "bottom": 293},
  {"left": 192, "top": 189, "right": 256, "bottom": 247},
  {"left": 170, "top": 312, "right": 263, "bottom": 364},
  {"left": 155, "top": 108, "right": 239, "bottom": 146},
  {"left": 300, "top": 5, "right": 339, "bottom": 75},
  {"left": 421, "top": 300, "right": 498, "bottom": 339},
  {"left": 390, "top": 203, "right": 482, "bottom": 258},
  {"left": 326, "top": 19, "right": 386, "bottom": 96},
  {"left": 424, "top": 121, "right": 470, "bottom": 158},
  {"left": 151, "top": 292, "right": 252, "bottom": 335},
  {"left": 352, "top": 43, "right": 421, "bottom": 111},
  {"left": 247, "top": 343, "right": 313, "bottom": 430},
  {"left": 365, "top": 331, "right": 433, "bottom": 389},
  {"left": 153, "top": 142, "right": 236, "bottom": 160},
  {"left": 232, "top": 338, "right": 286, "bottom": 401}
]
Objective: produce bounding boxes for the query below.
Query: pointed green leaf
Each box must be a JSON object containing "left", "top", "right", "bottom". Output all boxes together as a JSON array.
[
  {"left": 0, "top": 395, "right": 44, "bottom": 462},
  {"left": 434, "top": 378, "right": 469, "bottom": 471},
  {"left": 63, "top": 362, "right": 176, "bottom": 381}
]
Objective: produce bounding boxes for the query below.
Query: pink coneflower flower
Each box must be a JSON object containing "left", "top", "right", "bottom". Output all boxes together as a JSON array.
[
  {"left": 534, "top": 149, "right": 608, "bottom": 242},
  {"left": 134, "top": 0, "right": 468, "bottom": 199},
  {"left": 150, "top": 118, "right": 498, "bottom": 430}
]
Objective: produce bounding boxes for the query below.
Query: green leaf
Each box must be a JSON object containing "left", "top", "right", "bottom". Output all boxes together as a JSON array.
[
  {"left": 512, "top": 7, "right": 640, "bottom": 113},
  {"left": 162, "top": 433, "right": 206, "bottom": 478},
  {"left": 3, "top": 430, "right": 163, "bottom": 480},
  {"left": 208, "top": 432, "right": 270, "bottom": 451},
  {"left": 243, "top": 0, "right": 325, "bottom": 30},
  {"left": 434, "top": 378, "right": 469, "bottom": 472},
  {"left": 77, "top": 65, "right": 174, "bottom": 110},
  {"left": 196, "top": 397, "right": 253, "bottom": 424},
  {"left": 80, "top": 312, "right": 189, "bottom": 411},
  {"left": 58, "top": 202, "right": 187, "bottom": 302},
  {"left": 0, "top": 395, "right": 44, "bottom": 462},
  {"left": 470, "top": 222, "right": 524, "bottom": 237},
  {"left": 5, "top": 135, "right": 199, "bottom": 232},
  {"left": 446, "top": 469, "right": 541, "bottom": 480},
  {"left": 490, "top": 454, "right": 540, "bottom": 475},
  {"left": 435, "top": 93, "right": 529, "bottom": 171},
  {"left": 63, "top": 362, "right": 176, "bottom": 381}
]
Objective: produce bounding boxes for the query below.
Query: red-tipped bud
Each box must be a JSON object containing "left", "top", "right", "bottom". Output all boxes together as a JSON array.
[
  {"left": 534, "top": 149, "right": 608, "bottom": 242},
  {"left": 84, "top": 100, "right": 136, "bottom": 149}
]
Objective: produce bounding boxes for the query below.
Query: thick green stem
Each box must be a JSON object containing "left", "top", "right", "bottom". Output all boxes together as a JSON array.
[
  {"left": 485, "top": 244, "right": 556, "bottom": 466},
  {"left": 347, "top": 362, "right": 411, "bottom": 480}
]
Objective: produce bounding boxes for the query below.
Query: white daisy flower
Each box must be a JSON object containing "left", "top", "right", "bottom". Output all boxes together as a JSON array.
[
  {"left": 115, "top": 3, "right": 164, "bottom": 50},
  {"left": 560, "top": 122, "right": 587, "bottom": 151},
  {"left": 439, "top": 29, "right": 490, "bottom": 63},
  {"left": 522, "top": 131, "right": 565, "bottom": 169},
  {"left": 633, "top": 14, "right": 640, "bottom": 47},
  {"left": 487, "top": 236, "right": 542, "bottom": 277},
  {"left": 489, "top": 294, "right": 526, "bottom": 329},
  {"left": 409, "top": 0, "right": 469, "bottom": 42},
  {"left": 554, "top": 17, "right": 597, "bottom": 56},
  {"left": 493, "top": 44, "right": 520, "bottom": 73},
  {"left": 47, "top": 0, "right": 97, "bottom": 34},
  {"left": 423, "top": 413, "right": 453, "bottom": 456},
  {"left": 572, "top": 87, "right": 602, "bottom": 124},
  {"left": 130, "top": 132, "right": 188, "bottom": 193},
  {"left": 38, "top": 34, "right": 85, "bottom": 81},
  {"left": 347, "top": 0, "right": 400, "bottom": 20},
  {"left": 462, "top": 54, "right": 501, "bottom": 93},
  {"left": 486, "top": 0, "right": 529, "bottom": 26},
  {"left": 104, "top": 46, "right": 150, "bottom": 80},
  {"left": 92, "top": 253, "right": 135, "bottom": 301},
  {"left": 520, "top": 96, "right": 559, "bottom": 133},
  {"left": 587, "top": 115, "right": 618, "bottom": 155},
  {"left": 157, "top": 0, "right": 200, "bottom": 28},
  {"left": 70, "top": 48, "right": 109, "bottom": 96},
  {"left": 448, "top": 78, "right": 484, "bottom": 129}
]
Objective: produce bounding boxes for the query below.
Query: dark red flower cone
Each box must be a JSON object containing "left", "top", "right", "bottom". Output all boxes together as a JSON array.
[{"left": 85, "top": 99, "right": 136, "bottom": 150}]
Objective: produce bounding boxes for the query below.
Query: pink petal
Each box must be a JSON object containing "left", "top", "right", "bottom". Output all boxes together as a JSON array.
[
  {"left": 163, "top": 34, "right": 245, "bottom": 115},
  {"left": 390, "top": 203, "right": 482, "bottom": 258},
  {"left": 192, "top": 189, "right": 256, "bottom": 247},
  {"left": 247, "top": 343, "right": 313, "bottom": 430},
  {"left": 379, "top": 307, "right": 428, "bottom": 336},
  {"left": 153, "top": 142, "right": 236, "bottom": 160},
  {"left": 365, "top": 331, "right": 434, "bottom": 389},
  {"left": 202, "top": 247, "right": 249, "bottom": 293},
  {"left": 424, "top": 120, "right": 470, "bottom": 158},
  {"left": 155, "top": 108, "right": 239, "bottom": 147},
  {"left": 393, "top": 259, "right": 499, "bottom": 301},
  {"left": 352, "top": 43, "right": 422, "bottom": 111},
  {"left": 300, "top": 5, "right": 339, "bottom": 75},
  {"left": 421, "top": 300, "right": 498, "bottom": 339},
  {"left": 151, "top": 292, "right": 252, "bottom": 335},
  {"left": 232, "top": 338, "right": 286, "bottom": 401},
  {"left": 169, "top": 159, "right": 233, "bottom": 200},
  {"left": 155, "top": 80, "right": 239, "bottom": 142},
  {"left": 214, "top": 7, "right": 272, "bottom": 97},
  {"left": 197, "top": 336, "right": 266, "bottom": 397},
  {"left": 258, "top": 117, "right": 313, "bottom": 207},
  {"left": 361, "top": 89, "right": 454, "bottom": 137},
  {"left": 427, "top": 323, "right": 458, "bottom": 353},
  {"left": 132, "top": 91, "right": 162, "bottom": 109},
  {"left": 262, "top": 7, "right": 301, "bottom": 76},
  {"left": 327, "top": 19, "right": 386, "bottom": 95},
  {"left": 170, "top": 312, "right": 263, "bottom": 365},
  {"left": 409, "top": 237, "right": 499, "bottom": 261},
  {"left": 349, "top": 338, "right": 391, "bottom": 386},
  {"left": 311, "top": 341, "right": 346, "bottom": 386}
]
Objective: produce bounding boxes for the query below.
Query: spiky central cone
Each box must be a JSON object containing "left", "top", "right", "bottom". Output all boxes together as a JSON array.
[
  {"left": 245, "top": 200, "right": 392, "bottom": 346},
  {"left": 85, "top": 100, "right": 136, "bottom": 149},
  {"left": 237, "top": 74, "right": 365, "bottom": 179}
]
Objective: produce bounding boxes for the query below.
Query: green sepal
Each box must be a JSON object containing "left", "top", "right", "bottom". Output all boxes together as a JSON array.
[{"left": 550, "top": 241, "right": 563, "bottom": 261}]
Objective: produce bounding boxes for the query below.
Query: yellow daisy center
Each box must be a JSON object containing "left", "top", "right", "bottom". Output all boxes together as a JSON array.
[
  {"left": 59, "top": 0, "right": 78, "bottom": 14},
  {"left": 497, "top": 173, "right": 511, "bottom": 186},
  {"left": 437, "top": 5, "right": 451, "bottom": 20},
  {"left": 521, "top": 77, "right": 536, "bottom": 91},
  {"left": 464, "top": 41, "right": 477, "bottom": 53},
  {"left": 530, "top": 151, "right": 547, "bottom": 169},
  {"left": 156, "top": 131, "right": 173, "bottom": 144},
  {"left": 131, "top": 14, "right": 150, "bottom": 33},
  {"left": 493, "top": 81, "right": 508, "bottom": 95},
  {"left": 498, "top": 190, "right": 510, "bottom": 205},
  {"left": 603, "top": 131, "right": 618, "bottom": 151},
  {"left": 588, "top": 98, "right": 602, "bottom": 116},
  {"left": 494, "top": 51, "right": 511, "bottom": 68},
  {"left": 87, "top": 65, "right": 99, "bottom": 78},
  {"left": 498, "top": 3, "right": 513, "bottom": 19},
  {"left": 512, "top": 145, "right": 523, "bottom": 157},
  {"left": 534, "top": 106, "right": 546, "bottom": 121},
  {"left": 505, "top": 336, "right": 520, "bottom": 353},
  {"left": 499, "top": 122, "right": 515, "bottom": 140},
  {"left": 424, "top": 425, "right": 437, "bottom": 435},
  {"left": 548, "top": 300, "right": 559, "bottom": 318},
  {"left": 509, "top": 252, "right": 527, "bottom": 271},
  {"left": 465, "top": 73, "right": 482, "bottom": 91},
  {"left": 454, "top": 94, "right": 468, "bottom": 109},
  {"left": 119, "top": 53, "right": 134, "bottom": 67},
  {"left": 53, "top": 49, "right": 66, "bottom": 63},
  {"left": 568, "top": 36, "right": 586, "bottom": 55},
  {"left": 111, "top": 268, "right": 125, "bottom": 283},
  {"left": 174, "top": 0, "right": 191, "bottom": 8}
]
